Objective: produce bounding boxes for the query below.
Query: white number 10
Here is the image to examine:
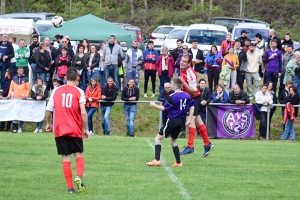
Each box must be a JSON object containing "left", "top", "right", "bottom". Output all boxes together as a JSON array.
[
  {"left": 62, "top": 93, "right": 73, "bottom": 108},
  {"left": 180, "top": 99, "right": 187, "bottom": 110}
]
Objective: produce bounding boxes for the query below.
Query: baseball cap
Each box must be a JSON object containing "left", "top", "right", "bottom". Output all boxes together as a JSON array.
[{"left": 241, "top": 30, "right": 249, "bottom": 34}]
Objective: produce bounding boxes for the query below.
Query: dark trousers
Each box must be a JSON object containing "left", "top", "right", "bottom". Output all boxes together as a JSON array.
[
  {"left": 265, "top": 71, "right": 278, "bottom": 94},
  {"left": 278, "top": 71, "right": 285, "bottom": 96},
  {"left": 237, "top": 70, "right": 245, "bottom": 90},
  {"left": 159, "top": 71, "right": 170, "bottom": 92},
  {"left": 46, "top": 67, "right": 55, "bottom": 91},
  {"left": 144, "top": 70, "right": 156, "bottom": 94},
  {"left": 207, "top": 68, "right": 219, "bottom": 92},
  {"left": 0, "top": 121, "right": 12, "bottom": 130},
  {"left": 259, "top": 111, "right": 268, "bottom": 138}
]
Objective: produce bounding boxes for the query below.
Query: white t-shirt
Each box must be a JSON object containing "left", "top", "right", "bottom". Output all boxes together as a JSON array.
[
  {"left": 11, "top": 44, "right": 19, "bottom": 63},
  {"left": 191, "top": 48, "right": 198, "bottom": 60}
]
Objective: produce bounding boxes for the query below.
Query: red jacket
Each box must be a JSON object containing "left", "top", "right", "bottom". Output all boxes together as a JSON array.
[
  {"left": 220, "top": 40, "right": 234, "bottom": 56},
  {"left": 85, "top": 84, "right": 101, "bottom": 108},
  {"left": 155, "top": 55, "right": 175, "bottom": 78},
  {"left": 283, "top": 103, "right": 296, "bottom": 124}
]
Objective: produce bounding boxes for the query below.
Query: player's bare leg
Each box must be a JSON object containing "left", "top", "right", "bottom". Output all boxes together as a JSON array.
[
  {"left": 146, "top": 134, "right": 164, "bottom": 166},
  {"left": 195, "top": 116, "right": 214, "bottom": 157},
  {"left": 74, "top": 152, "right": 86, "bottom": 193}
]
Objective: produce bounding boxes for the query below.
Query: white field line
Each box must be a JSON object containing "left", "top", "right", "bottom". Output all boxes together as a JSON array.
[{"left": 146, "top": 139, "right": 191, "bottom": 200}]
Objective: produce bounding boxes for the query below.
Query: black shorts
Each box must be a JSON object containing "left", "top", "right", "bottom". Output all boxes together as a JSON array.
[
  {"left": 55, "top": 136, "right": 83, "bottom": 155},
  {"left": 192, "top": 95, "right": 201, "bottom": 116},
  {"left": 159, "top": 118, "right": 184, "bottom": 139}
]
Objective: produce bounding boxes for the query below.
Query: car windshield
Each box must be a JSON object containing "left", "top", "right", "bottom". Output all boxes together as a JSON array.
[
  {"left": 46, "top": 15, "right": 56, "bottom": 20},
  {"left": 167, "top": 29, "right": 187, "bottom": 39},
  {"left": 185, "top": 29, "right": 226, "bottom": 45},
  {"left": 233, "top": 28, "right": 269, "bottom": 41},
  {"left": 11, "top": 17, "right": 41, "bottom": 23},
  {"left": 36, "top": 24, "right": 53, "bottom": 34},
  {"left": 154, "top": 27, "right": 174, "bottom": 34}
]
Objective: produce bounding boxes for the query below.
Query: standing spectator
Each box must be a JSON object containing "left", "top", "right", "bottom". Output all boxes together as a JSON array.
[
  {"left": 124, "top": 40, "right": 144, "bottom": 87},
  {"left": 245, "top": 43, "right": 262, "bottom": 99},
  {"left": 266, "top": 81, "right": 277, "bottom": 139},
  {"left": 31, "top": 77, "right": 48, "bottom": 133},
  {"left": 279, "top": 80, "right": 294, "bottom": 131},
  {"left": 220, "top": 33, "right": 234, "bottom": 57},
  {"left": 280, "top": 45, "right": 294, "bottom": 95},
  {"left": 0, "top": 33, "right": 15, "bottom": 90},
  {"left": 143, "top": 40, "right": 159, "bottom": 97},
  {"left": 175, "top": 44, "right": 192, "bottom": 76},
  {"left": 255, "top": 84, "right": 273, "bottom": 140},
  {"left": 243, "top": 39, "right": 251, "bottom": 53},
  {"left": 7, "top": 67, "right": 30, "bottom": 133},
  {"left": 157, "top": 82, "right": 174, "bottom": 125},
  {"left": 34, "top": 42, "right": 51, "bottom": 83},
  {"left": 121, "top": 79, "right": 139, "bottom": 137},
  {"left": 101, "top": 77, "right": 118, "bottom": 135},
  {"left": 9, "top": 37, "right": 19, "bottom": 75},
  {"left": 198, "top": 78, "right": 211, "bottom": 124},
  {"left": 103, "top": 35, "right": 124, "bottom": 90},
  {"left": 234, "top": 39, "right": 247, "bottom": 91},
  {"left": 284, "top": 51, "right": 300, "bottom": 94},
  {"left": 204, "top": 45, "right": 222, "bottom": 92},
  {"left": 71, "top": 44, "right": 88, "bottom": 90},
  {"left": 54, "top": 34, "right": 63, "bottom": 49},
  {"left": 15, "top": 39, "right": 30, "bottom": 77},
  {"left": 115, "top": 40, "right": 125, "bottom": 91},
  {"left": 44, "top": 37, "right": 57, "bottom": 91},
  {"left": 0, "top": 69, "right": 13, "bottom": 131},
  {"left": 281, "top": 86, "right": 299, "bottom": 140},
  {"left": 228, "top": 85, "right": 250, "bottom": 105},
  {"left": 281, "top": 33, "right": 293, "bottom": 54},
  {"left": 86, "top": 44, "right": 100, "bottom": 82},
  {"left": 29, "top": 35, "right": 39, "bottom": 81},
  {"left": 82, "top": 39, "right": 90, "bottom": 54},
  {"left": 212, "top": 85, "right": 229, "bottom": 103},
  {"left": 85, "top": 78, "right": 101, "bottom": 135},
  {"left": 98, "top": 42, "right": 106, "bottom": 88},
  {"left": 171, "top": 39, "right": 183, "bottom": 78},
  {"left": 238, "top": 30, "right": 250, "bottom": 47},
  {"left": 188, "top": 39, "right": 204, "bottom": 77},
  {"left": 255, "top": 33, "right": 265, "bottom": 78},
  {"left": 57, "top": 37, "right": 74, "bottom": 58},
  {"left": 56, "top": 47, "right": 72, "bottom": 83},
  {"left": 156, "top": 47, "right": 175, "bottom": 92},
  {"left": 267, "top": 29, "right": 282, "bottom": 51},
  {"left": 222, "top": 47, "right": 239, "bottom": 93},
  {"left": 264, "top": 39, "right": 282, "bottom": 94}
]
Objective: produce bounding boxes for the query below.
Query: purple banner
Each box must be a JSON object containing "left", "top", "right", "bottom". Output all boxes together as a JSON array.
[{"left": 216, "top": 105, "right": 255, "bottom": 138}]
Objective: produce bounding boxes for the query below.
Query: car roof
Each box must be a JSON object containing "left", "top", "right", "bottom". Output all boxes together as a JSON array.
[
  {"left": 213, "top": 17, "right": 265, "bottom": 23},
  {"left": 234, "top": 22, "right": 270, "bottom": 29},
  {"left": 112, "top": 22, "right": 141, "bottom": 30},
  {"left": 0, "top": 12, "right": 55, "bottom": 18},
  {"left": 36, "top": 20, "right": 53, "bottom": 25},
  {"left": 188, "top": 24, "right": 228, "bottom": 32}
]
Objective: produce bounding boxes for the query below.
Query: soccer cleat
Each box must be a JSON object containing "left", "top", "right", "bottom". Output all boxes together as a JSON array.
[
  {"left": 146, "top": 159, "right": 161, "bottom": 166},
  {"left": 68, "top": 188, "right": 76, "bottom": 193},
  {"left": 151, "top": 93, "right": 155, "bottom": 98},
  {"left": 34, "top": 128, "right": 39, "bottom": 133},
  {"left": 171, "top": 162, "right": 183, "bottom": 167},
  {"left": 203, "top": 143, "right": 214, "bottom": 158},
  {"left": 17, "top": 128, "right": 22, "bottom": 133},
  {"left": 144, "top": 93, "right": 147, "bottom": 98},
  {"left": 74, "top": 176, "right": 86, "bottom": 193},
  {"left": 180, "top": 146, "right": 194, "bottom": 155}
]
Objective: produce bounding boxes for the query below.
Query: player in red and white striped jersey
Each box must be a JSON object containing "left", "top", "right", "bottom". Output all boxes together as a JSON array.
[{"left": 179, "top": 55, "right": 214, "bottom": 157}]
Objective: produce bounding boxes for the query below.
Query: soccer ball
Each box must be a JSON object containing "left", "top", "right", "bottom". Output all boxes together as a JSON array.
[{"left": 52, "top": 16, "right": 64, "bottom": 28}]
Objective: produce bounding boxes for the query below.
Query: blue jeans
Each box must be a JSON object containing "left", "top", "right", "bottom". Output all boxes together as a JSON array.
[
  {"left": 30, "top": 63, "right": 37, "bottom": 82},
  {"left": 126, "top": 68, "right": 140, "bottom": 87},
  {"left": 124, "top": 104, "right": 137, "bottom": 135},
  {"left": 0, "top": 62, "right": 6, "bottom": 90},
  {"left": 99, "top": 70, "right": 105, "bottom": 88},
  {"left": 292, "top": 76, "right": 300, "bottom": 97},
  {"left": 38, "top": 72, "right": 47, "bottom": 86},
  {"left": 200, "top": 111, "right": 206, "bottom": 125},
  {"left": 10, "top": 62, "right": 16, "bottom": 76},
  {"left": 36, "top": 120, "right": 44, "bottom": 129},
  {"left": 86, "top": 107, "right": 98, "bottom": 132},
  {"left": 159, "top": 73, "right": 170, "bottom": 92},
  {"left": 87, "top": 69, "right": 100, "bottom": 83},
  {"left": 81, "top": 69, "right": 87, "bottom": 91},
  {"left": 13, "top": 120, "right": 24, "bottom": 128},
  {"left": 265, "top": 71, "right": 279, "bottom": 93},
  {"left": 101, "top": 106, "right": 112, "bottom": 134},
  {"left": 104, "top": 65, "right": 119, "bottom": 90},
  {"left": 281, "top": 119, "right": 295, "bottom": 140}
]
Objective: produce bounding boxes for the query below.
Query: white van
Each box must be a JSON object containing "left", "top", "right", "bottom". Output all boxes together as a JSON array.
[{"left": 183, "top": 24, "right": 228, "bottom": 57}]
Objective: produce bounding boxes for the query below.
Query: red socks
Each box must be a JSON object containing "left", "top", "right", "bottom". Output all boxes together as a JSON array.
[
  {"left": 187, "top": 127, "right": 196, "bottom": 148},
  {"left": 63, "top": 161, "right": 73, "bottom": 189},
  {"left": 198, "top": 124, "right": 210, "bottom": 146},
  {"left": 76, "top": 157, "right": 85, "bottom": 177}
]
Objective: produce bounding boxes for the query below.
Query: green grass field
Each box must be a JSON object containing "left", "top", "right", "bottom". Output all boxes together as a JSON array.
[{"left": 1, "top": 133, "right": 300, "bottom": 200}]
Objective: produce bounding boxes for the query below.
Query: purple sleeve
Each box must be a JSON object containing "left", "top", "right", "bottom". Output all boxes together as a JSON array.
[{"left": 163, "top": 101, "right": 172, "bottom": 111}]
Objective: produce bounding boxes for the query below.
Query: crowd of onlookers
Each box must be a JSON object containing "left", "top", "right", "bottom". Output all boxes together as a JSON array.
[{"left": 0, "top": 28, "right": 299, "bottom": 139}]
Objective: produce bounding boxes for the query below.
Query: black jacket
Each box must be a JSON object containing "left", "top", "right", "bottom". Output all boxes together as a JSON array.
[
  {"left": 0, "top": 41, "right": 14, "bottom": 69},
  {"left": 279, "top": 89, "right": 289, "bottom": 104},
  {"left": 85, "top": 52, "right": 100, "bottom": 70},
  {"left": 101, "top": 84, "right": 118, "bottom": 106},
  {"left": 57, "top": 45, "right": 74, "bottom": 58},
  {"left": 55, "top": 54, "right": 72, "bottom": 69},
  {"left": 235, "top": 48, "right": 247, "bottom": 71},
  {"left": 267, "top": 35, "right": 282, "bottom": 51},
  {"left": 229, "top": 90, "right": 250, "bottom": 104},
  {"left": 188, "top": 48, "right": 204, "bottom": 73},
  {"left": 71, "top": 53, "right": 88, "bottom": 70},
  {"left": 121, "top": 85, "right": 140, "bottom": 105},
  {"left": 237, "top": 36, "right": 250, "bottom": 47},
  {"left": 157, "top": 89, "right": 175, "bottom": 104},
  {"left": 34, "top": 50, "right": 51, "bottom": 73},
  {"left": 171, "top": 48, "right": 183, "bottom": 65},
  {"left": 29, "top": 42, "right": 39, "bottom": 64},
  {"left": 198, "top": 86, "right": 211, "bottom": 112},
  {"left": 2, "top": 78, "right": 12, "bottom": 97},
  {"left": 284, "top": 94, "right": 299, "bottom": 117}
]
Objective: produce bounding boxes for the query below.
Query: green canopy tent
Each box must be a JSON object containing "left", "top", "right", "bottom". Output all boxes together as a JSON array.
[{"left": 40, "top": 14, "right": 132, "bottom": 48}]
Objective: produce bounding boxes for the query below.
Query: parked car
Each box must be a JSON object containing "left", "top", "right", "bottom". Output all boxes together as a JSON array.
[
  {"left": 293, "top": 41, "right": 300, "bottom": 51},
  {"left": 150, "top": 25, "right": 181, "bottom": 52},
  {"left": 183, "top": 24, "right": 228, "bottom": 58},
  {"left": 0, "top": 12, "right": 56, "bottom": 23},
  {"left": 161, "top": 26, "right": 189, "bottom": 52},
  {"left": 35, "top": 20, "right": 54, "bottom": 35}
]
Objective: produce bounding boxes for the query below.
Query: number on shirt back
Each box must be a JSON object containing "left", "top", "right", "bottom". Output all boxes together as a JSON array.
[
  {"left": 180, "top": 99, "right": 187, "bottom": 110},
  {"left": 61, "top": 93, "right": 73, "bottom": 108}
]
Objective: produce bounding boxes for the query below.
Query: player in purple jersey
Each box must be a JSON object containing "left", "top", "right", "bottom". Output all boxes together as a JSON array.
[{"left": 146, "top": 78, "right": 195, "bottom": 167}]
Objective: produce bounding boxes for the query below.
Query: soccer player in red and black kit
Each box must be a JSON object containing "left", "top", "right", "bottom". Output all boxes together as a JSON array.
[
  {"left": 147, "top": 78, "right": 195, "bottom": 167},
  {"left": 179, "top": 55, "right": 214, "bottom": 157},
  {"left": 45, "top": 68, "right": 89, "bottom": 193}
]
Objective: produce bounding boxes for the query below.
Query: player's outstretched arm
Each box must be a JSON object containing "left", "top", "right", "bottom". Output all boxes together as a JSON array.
[
  {"left": 45, "top": 110, "right": 53, "bottom": 132},
  {"left": 185, "top": 106, "right": 195, "bottom": 126},
  {"left": 80, "top": 103, "right": 90, "bottom": 140},
  {"left": 150, "top": 102, "right": 165, "bottom": 111}
]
